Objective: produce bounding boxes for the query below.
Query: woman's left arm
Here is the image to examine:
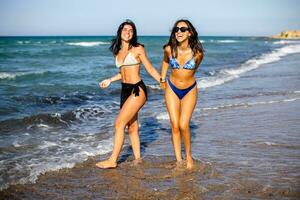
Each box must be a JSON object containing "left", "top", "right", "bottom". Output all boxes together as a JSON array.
[
  {"left": 138, "top": 46, "right": 161, "bottom": 83},
  {"left": 194, "top": 51, "right": 204, "bottom": 71}
]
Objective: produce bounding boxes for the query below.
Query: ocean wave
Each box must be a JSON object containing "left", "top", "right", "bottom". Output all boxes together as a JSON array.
[
  {"left": 38, "top": 141, "right": 58, "bottom": 149},
  {"left": 73, "top": 103, "right": 118, "bottom": 120},
  {"left": 147, "top": 84, "right": 161, "bottom": 90},
  {"left": 198, "top": 44, "right": 300, "bottom": 89},
  {"left": 255, "top": 141, "right": 300, "bottom": 149},
  {"left": 0, "top": 72, "right": 19, "bottom": 80},
  {"left": 14, "top": 91, "right": 97, "bottom": 105},
  {"left": 66, "top": 41, "right": 110, "bottom": 47},
  {"left": 0, "top": 136, "right": 113, "bottom": 191},
  {"left": 210, "top": 39, "right": 238, "bottom": 43},
  {"left": 200, "top": 97, "right": 300, "bottom": 111},
  {"left": 156, "top": 112, "right": 169, "bottom": 120},
  {"left": 156, "top": 97, "right": 300, "bottom": 120},
  {"left": 17, "top": 41, "right": 31, "bottom": 45},
  {"left": 197, "top": 75, "right": 237, "bottom": 89},
  {"left": 0, "top": 112, "right": 75, "bottom": 134},
  {"left": 0, "top": 71, "right": 48, "bottom": 80},
  {"left": 273, "top": 40, "right": 300, "bottom": 45}
]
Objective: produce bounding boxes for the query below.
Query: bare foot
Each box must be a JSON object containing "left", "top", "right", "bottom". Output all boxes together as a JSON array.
[
  {"left": 186, "top": 158, "right": 194, "bottom": 170},
  {"left": 131, "top": 158, "right": 142, "bottom": 166},
  {"left": 174, "top": 160, "right": 185, "bottom": 170},
  {"left": 95, "top": 159, "right": 117, "bottom": 169}
]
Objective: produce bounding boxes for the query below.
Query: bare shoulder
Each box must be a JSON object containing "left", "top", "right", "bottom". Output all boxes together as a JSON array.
[
  {"left": 164, "top": 45, "right": 171, "bottom": 54},
  {"left": 134, "top": 45, "right": 145, "bottom": 54},
  {"left": 194, "top": 50, "right": 204, "bottom": 62}
]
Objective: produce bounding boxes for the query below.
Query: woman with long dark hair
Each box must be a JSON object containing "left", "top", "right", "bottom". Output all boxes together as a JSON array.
[
  {"left": 96, "top": 19, "right": 160, "bottom": 168},
  {"left": 160, "top": 19, "right": 204, "bottom": 169}
]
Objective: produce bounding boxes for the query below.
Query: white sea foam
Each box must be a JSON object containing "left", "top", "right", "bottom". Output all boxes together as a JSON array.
[
  {"left": 38, "top": 141, "right": 58, "bottom": 149},
  {"left": 156, "top": 112, "right": 169, "bottom": 120},
  {"left": 263, "top": 142, "right": 278, "bottom": 146},
  {"left": 147, "top": 84, "right": 161, "bottom": 90},
  {"left": 17, "top": 41, "right": 30, "bottom": 45},
  {"left": 0, "top": 135, "right": 114, "bottom": 191},
  {"left": 0, "top": 71, "right": 47, "bottom": 80},
  {"left": 67, "top": 41, "right": 110, "bottom": 47},
  {"left": 273, "top": 40, "right": 300, "bottom": 45},
  {"left": 155, "top": 97, "right": 300, "bottom": 120},
  {"left": 0, "top": 72, "right": 17, "bottom": 80},
  {"left": 198, "top": 97, "right": 300, "bottom": 112},
  {"left": 36, "top": 124, "right": 51, "bottom": 129},
  {"left": 197, "top": 75, "right": 238, "bottom": 89},
  {"left": 73, "top": 104, "right": 116, "bottom": 120},
  {"left": 199, "top": 44, "right": 300, "bottom": 89},
  {"left": 12, "top": 141, "right": 21, "bottom": 148},
  {"left": 210, "top": 39, "right": 238, "bottom": 43}
]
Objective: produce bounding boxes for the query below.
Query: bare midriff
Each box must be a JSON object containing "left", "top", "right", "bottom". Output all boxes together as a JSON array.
[
  {"left": 120, "top": 64, "right": 141, "bottom": 84},
  {"left": 169, "top": 69, "right": 196, "bottom": 89}
]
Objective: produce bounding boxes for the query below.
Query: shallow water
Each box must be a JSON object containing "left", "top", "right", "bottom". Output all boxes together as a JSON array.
[{"left": 0, "top": 36, "right": 300, "bottom": 192}]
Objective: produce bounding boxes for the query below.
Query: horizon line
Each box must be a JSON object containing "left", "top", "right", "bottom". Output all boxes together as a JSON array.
[{"left": 0, "top": 34, "right": 268, "bottom": 37}]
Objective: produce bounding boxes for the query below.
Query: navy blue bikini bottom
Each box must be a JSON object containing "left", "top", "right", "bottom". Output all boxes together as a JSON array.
[{"left": 167, "top": 78, "right": 197, "bottom": 100}]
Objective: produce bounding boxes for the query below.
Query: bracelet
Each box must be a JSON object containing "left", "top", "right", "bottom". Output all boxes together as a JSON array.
[{"left": 160, "top": 77, "right": 166, "bottom": 83}]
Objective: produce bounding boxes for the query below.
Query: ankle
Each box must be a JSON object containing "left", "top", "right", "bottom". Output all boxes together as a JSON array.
[{"left": 108, "top": 157, "right": 117, "bottom": 163}]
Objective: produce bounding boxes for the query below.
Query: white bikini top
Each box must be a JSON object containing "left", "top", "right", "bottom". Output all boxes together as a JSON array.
[{"left": 115, "top": 52, "right": 140, "bottom": 68}]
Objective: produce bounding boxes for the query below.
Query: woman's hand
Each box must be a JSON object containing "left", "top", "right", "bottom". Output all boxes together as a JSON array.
[
  {"left": 99, "top": 79, "right": 111, "bottom": 88},
  {"left": 160, "top": 81, "right": 166, "bottom": 90}
]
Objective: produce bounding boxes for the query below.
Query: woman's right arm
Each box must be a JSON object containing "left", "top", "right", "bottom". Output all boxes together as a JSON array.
[
  {"left": 160, "top": 46, "right": 170, "bottom": 90},
  {"left": 99, "top": 72, "right": 122, "bottom": 88}
]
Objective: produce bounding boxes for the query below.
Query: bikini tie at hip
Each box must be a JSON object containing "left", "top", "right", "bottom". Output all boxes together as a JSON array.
[{"left": 133, "top": 84, "right": 140, "bottom": 96}]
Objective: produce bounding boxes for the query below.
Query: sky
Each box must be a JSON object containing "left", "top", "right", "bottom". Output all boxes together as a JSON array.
[{"left": 0, "top": 0, "right": 300, "bottom": 36}]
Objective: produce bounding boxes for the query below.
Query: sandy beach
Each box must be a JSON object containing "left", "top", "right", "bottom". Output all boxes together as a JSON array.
[{"left": 1, "top": 44, "right": 300, "bottom": 199}]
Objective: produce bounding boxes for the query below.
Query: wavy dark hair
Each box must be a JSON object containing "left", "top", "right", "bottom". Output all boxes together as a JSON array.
[
  {"left": 109, "top": 19, "right": 143, "bottom": 56},
  {"left": 164, "top": 19, "right": 204, "bottom": 58}
]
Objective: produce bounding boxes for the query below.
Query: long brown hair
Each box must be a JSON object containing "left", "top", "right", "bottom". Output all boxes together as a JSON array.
[
  {"left": 109, "top": 19, "right": 143, "bottom": 56},
  {"left": 164, "top": 19, "right": 204, "bottom": 58}
]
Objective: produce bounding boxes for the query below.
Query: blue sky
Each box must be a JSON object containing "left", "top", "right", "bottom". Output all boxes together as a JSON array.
[{"left": 0, "top": 0, "right": 299, "bottom": 36}]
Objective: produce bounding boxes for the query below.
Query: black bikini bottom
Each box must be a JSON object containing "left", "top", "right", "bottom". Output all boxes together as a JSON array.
[{"left": 120, "top": 80, "right": 148, "bottom": 108}]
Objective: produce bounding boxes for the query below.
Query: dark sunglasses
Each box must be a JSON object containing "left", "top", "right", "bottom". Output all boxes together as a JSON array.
[{"left": 174, "top": 27, "right": 190, "bottom": 33}]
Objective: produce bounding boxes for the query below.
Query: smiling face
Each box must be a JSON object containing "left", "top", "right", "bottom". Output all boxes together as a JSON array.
[
  {"left": 175, "top": 22, "right": 191, "bottom": 43},
  {"left": 121, "top": 24, "right": 134, "bottom": 42}
]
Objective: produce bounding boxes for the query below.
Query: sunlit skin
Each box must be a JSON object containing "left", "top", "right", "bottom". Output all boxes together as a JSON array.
[
  {"left": 160, "top": 21, "right": 203, "bottom": 169},
  {"left": 96, "top": 24, "right": 160, "bottom": 169}
]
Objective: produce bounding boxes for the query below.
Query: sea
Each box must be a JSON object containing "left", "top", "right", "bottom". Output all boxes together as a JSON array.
[{"left": 0, "top": 36, "right": 300, "bottom": 191}]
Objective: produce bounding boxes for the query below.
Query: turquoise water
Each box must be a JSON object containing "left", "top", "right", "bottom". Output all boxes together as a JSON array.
[{"left": 0, "top": 36, "right": 300, "bottom": 190}]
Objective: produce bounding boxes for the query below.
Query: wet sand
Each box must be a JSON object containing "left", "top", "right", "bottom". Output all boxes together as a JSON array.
[{"left": 0, "top": 153, "right": 299, "bottom": 199}]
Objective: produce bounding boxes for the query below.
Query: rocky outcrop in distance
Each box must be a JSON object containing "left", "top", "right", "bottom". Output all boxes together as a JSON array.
[{"left": 271, "top": 30, "right": 300, "bottom": 39}]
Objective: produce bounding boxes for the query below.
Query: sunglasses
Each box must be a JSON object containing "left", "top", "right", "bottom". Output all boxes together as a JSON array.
[{"left": 174, "top": 27, "right": 190, "bottom": 33}]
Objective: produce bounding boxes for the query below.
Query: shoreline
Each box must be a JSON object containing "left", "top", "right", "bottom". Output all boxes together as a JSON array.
[
  {"left": 1, "top": 37, "right": 300, "bottom": 199},
  {"left": 1, "top": 153, "right": 299, "bottom": 199}
]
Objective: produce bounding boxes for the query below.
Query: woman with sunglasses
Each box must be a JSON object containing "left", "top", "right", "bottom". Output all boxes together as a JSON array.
[
  {"left": 160, "top": 19, "right": 204, "bottom": 169},
  {"left": 96, "top": 20, "right": 160, "bottom": 168}
]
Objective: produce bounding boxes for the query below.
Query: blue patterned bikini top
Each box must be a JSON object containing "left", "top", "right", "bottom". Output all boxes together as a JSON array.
[{"left": 169, "top": 56, "right": 196, "bottom": 70}]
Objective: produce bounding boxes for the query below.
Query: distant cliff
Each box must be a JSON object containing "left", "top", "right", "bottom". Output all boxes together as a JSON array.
[{"left": 271, "top": 30, "right": 300, "bottom": 39}]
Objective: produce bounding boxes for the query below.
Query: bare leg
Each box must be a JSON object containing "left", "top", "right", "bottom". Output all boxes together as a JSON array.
[
  {"left": 127, "top": 114, "right": 141, "bottom": 162},
  {"left": 180, "top": 86, "right": 197, "bottom": 169},
  {"left": 165, "top": 83, "right": 182, "bottom": 162},
  {"left": 96, "top": 89, "right": 146, "bottom": 168}
]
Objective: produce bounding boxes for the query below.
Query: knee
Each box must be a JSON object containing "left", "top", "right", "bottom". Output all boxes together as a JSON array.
[
  {"left": 128, "top": 122, "right": 138, "bottom": 133},
  {"left": 170, "top": 122, "right": 180, "bottom": 134},
  {"left": 179, "top": 121, "right": 189, "bottom": 132},
  {"left": 114, "top": 118, "right": 126, "bottom": 131}
]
